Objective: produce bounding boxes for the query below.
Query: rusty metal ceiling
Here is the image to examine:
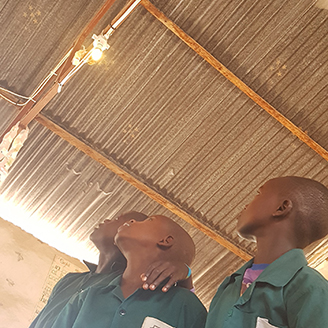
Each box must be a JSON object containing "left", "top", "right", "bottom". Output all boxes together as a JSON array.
[{"left": 0, "top": 0, "right": 327, "bottom": 308}]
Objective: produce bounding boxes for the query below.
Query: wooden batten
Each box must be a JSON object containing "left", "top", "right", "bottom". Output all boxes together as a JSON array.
[
  {"left": 36, "top": 114, "right": 252, "bottom": 261},
  {"left": 141, "top": 0, "right": 328, "bottom": 162}
]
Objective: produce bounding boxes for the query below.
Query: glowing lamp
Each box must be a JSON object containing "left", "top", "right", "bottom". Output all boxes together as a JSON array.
[
  {"left": 91, "top": 34, "right": 110, "bottom": 62},
  {"left": 91, "top": 48, "right": 103, "bottom": 61}
]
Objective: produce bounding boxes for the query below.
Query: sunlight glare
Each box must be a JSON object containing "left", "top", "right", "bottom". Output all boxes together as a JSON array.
[{"left": 0, "top": 196, "right": 98, "bottom": 263}]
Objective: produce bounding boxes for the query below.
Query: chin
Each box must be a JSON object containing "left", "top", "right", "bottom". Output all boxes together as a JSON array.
[
  {"left": 89, "top": 231, "right": 96, "bottom": 241},
  {"left": 236, "top": 230, "right": 256, "bottom": 243}
]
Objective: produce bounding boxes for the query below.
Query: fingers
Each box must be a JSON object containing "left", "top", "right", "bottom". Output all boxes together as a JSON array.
[
  {"left": 161, "top": 264, "right": 189, "bottom": 292},
  {"left": 141, "top": 261, "right": 175, "bottom": 291},
  {"left": 161, "top": 275, "right": 177, "bottom": 292},
  {"left": 141, "top": 261, "right": 190, "bottom": 292},
  {"left": 147, "top": 268, "right": 173, "bottom": 291},
  {"left": 141, "top": 261, "right": 165, "bottom": 285},
  {"left": 141, "top": 263, "right": 172, "bottom": 290},
  {"left": 141, "top": 261, "right": 189, "bottom": 292}
]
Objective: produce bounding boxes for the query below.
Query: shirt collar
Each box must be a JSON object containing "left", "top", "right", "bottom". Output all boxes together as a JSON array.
[
  {"left": 83, "top": 261, "right": 98, "bottom": 272},
  {"left": 82, "top": 260, "right": 126, "bottom": 273},
  {"left": 219, "top": 259, "right": 253, "bottom": 289},
  {"left": 227, "top": 248, "right": 307, "bottom": 288},
  {"left": 107, "top": 274, "right": 122, "bottom": 287},
  {"left": 232, "top": 259, "right": 254, "bottom": 278},
  {"left": 99, "top": 274, "right": 124, "bottom": 300},
  {"left": 255, "top": 248, "right": 307, "bottom": 287}
]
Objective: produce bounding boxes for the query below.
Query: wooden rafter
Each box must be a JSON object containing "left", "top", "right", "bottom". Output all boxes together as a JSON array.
[
  {"left": 0, "top": 0, "right": 132, "bottom": 143},
  {"left": 35, "top": 113, "right": 252, "bottom": 261},
  {"left": 141, "top": 0, "right": 328, "bottom": 162},
  {"left": 2, "top": 0, "right": 327, "bottom": 261}
]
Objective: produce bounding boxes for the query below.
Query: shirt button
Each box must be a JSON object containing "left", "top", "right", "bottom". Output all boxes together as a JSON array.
[{"left": 119, "top": 309, "right": 126, "bottom": 316}]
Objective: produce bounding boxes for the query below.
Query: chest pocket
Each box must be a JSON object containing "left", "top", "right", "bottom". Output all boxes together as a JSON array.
[
  {"left": 141, "top": 317, "right": 175, "bottom": 328},
  {"left": 256, "top": 317, "right": 287, "bottom": 328},
  {"left": 223, "top": 308, "right": 288, "bottom": 328},
  {"left": 233, "top": 281, "right": 289, "bottom": 328}
]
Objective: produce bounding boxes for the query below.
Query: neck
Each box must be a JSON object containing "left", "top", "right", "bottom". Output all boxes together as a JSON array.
[
  {"left": 120, "top": 251, "right": 159, "bottom": 298},
  {"left": 95, "top": 248, "right": 124, "bottom": 274},
  {"left": 253, "top": 234, "right": 297, "bottom": 264}
]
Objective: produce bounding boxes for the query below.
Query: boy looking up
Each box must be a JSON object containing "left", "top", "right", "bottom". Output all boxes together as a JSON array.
[
  {"left": 51, "top": 215, "right": 207, "bottom": 328},
  {"left": 206, "top": 176, "right": 328, "bottom": 328},
  {"left": 30, "top": 212, "right": 191, "bottom": 328}
]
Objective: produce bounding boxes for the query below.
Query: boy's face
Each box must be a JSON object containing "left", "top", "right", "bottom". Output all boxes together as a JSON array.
[
  {"left": 115, "top": 215, "right": 169, "bottom": 249},
  {"left": 237, "top": 179, "right": 281, "bottom": 240},
  {"left": 90, "top": 213, "right": 145, "bottom": 249}
]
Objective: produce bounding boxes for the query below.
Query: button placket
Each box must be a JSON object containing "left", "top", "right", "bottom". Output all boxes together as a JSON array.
[{"left": 119, "top": 309, "right": 126, "bottom": 316}]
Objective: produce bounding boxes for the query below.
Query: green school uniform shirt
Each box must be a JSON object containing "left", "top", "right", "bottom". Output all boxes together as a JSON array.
[
  {"left": 206, "top": 248, "right": 328, "bottom": 328},
  {"left": 51, "top": 274, "right": 207, "bottom": 328},
  {"left": 29, "top": 262, "right": 124, "bottom": 328}
]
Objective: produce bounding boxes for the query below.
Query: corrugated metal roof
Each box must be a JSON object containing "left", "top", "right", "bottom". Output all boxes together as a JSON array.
[
  {"left": 0, "top": 120, "right": 245, "bottom": 308},
  {"left": 152, "top": 0, "right": 328, "bottom": 148},
  {"left": 0, "top": 0, "right": 327, "bottom": 308}
]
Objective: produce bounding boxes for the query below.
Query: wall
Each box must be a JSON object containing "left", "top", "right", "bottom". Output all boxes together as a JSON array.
[
  {"left": 317, "top": 260, "right": 328, "bottom": 279},
  {"left": 0, "top": 217, "right": 87, "bottom": 328}
]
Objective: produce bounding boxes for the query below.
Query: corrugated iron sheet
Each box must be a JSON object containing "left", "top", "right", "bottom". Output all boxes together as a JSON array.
[
  {"left": 0, "top": 120, "right": 244, "bottom": 307},
  {"left": 0, "top": 0, "right": 327, "bottom": 308}
]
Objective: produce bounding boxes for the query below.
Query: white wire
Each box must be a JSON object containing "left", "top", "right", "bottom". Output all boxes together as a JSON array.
[
  {"left": 0, "top": 48, "right": 73, "bottom": 107},
  {"left": 0, "top": 87, "right": 30, "bottom": 100},
  {"left": 0, "top": 93, "right": 23, "bottom": 106},
  {"left": 59, "top": 50, "right": 92, "bottom": 88}
]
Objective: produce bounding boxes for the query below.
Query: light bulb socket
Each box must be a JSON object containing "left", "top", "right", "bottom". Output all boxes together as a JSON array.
[{"left": 92, "top": 34, "right": 110, "bottom": 52}]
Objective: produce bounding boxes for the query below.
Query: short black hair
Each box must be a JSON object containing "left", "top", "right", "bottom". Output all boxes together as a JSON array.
[
  {"left": 281, "top": 177, "right": 328, "bottom": 247},
  {"left": 150, "top": 215, "right": 196, "bottom": 266}
]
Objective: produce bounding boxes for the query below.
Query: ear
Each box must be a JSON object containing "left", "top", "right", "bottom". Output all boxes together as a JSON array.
[
  {"left": 157, "top": 235, "right": 174, "bottom": 250},
  {"left": 272, "top": 199, "right": 293, "bottom": 219}
]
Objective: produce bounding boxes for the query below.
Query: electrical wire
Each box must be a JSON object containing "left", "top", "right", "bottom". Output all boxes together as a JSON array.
[
  {"left": 0, "top": 87, "right": 30, "bottom": 100},
  {"left": 0, "top": 49, "right": 72, "bottom": 107},
  {"left": 0, "top": 93, "right": 24, "bottom": 106},
  {"left": 1, "top": 0, "right": 138, "bottom": 107}
]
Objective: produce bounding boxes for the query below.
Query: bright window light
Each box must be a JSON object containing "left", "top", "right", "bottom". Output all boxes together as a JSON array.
[{"left": 0, "top": 196, "right": 98, "bottom": 264}]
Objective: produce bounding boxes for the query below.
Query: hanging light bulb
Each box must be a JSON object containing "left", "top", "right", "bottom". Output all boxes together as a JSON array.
[
  {"left": 91, "top": 48, "right": 103, "bottom": 61},
  {"left": 91, "top": 34, "right": 110, "bottom": 62}
]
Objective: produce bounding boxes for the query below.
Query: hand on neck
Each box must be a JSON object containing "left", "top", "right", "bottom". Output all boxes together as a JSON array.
[{"left": 120, "top": 251, "right": 160, "bottom": 299}]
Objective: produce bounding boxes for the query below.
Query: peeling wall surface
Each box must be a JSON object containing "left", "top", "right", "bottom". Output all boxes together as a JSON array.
[{"left": 0, "top": 217, "right": 86, "bottom": 328}]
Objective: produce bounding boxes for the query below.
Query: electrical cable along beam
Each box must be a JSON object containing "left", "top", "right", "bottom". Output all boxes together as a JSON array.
[
  {"left": 0, "top": 0, "right": 118, "bottom": 142},
  {"left": 0, "top": 0, "right": 141, "bottom": 143},
  {"left": 56, "top": 0, "right": 118, "bottom": 83}
]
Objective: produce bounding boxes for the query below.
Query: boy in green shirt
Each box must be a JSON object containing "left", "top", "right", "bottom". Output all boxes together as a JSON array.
[
  {"left": 51, "top": 215, "right": 207, "bottom": 328},
  {"left": 206, "top": 176, "right": 328, "bottom": 328},
  {"left": 30, "top": 212, "right": 192, "bottom": 328}
]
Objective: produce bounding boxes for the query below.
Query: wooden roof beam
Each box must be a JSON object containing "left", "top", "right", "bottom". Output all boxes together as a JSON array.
[
  {"left": 141, "top": 0, "right": 328, "bottom": 162},
  {"left": 0, "top": 0, "right": 141, "bottom": 143},
  {"left": 35, "top": 113, "right": 252, "bottom": 262}
]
